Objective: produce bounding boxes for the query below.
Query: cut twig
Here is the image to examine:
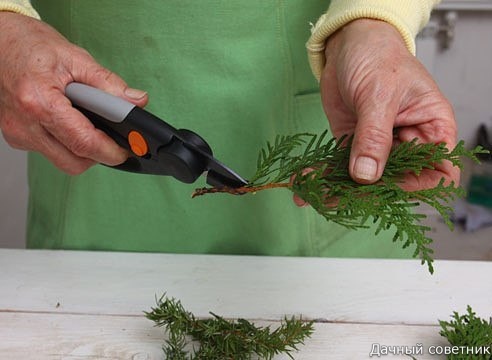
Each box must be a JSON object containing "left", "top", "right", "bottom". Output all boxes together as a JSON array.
[{"left": 191, "top": 182, "right": 290, "bottom": 198}]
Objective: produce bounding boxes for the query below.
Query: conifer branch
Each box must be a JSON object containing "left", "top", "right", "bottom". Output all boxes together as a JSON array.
[
  {"left": 439, "top": 306, "right": 492, "bottom": 359},
  {"left": 145, "top": 294, "right": 314, "bottom": 359},
  {"left": 193, "top": 131, "right": 489, "bottom": 274}
]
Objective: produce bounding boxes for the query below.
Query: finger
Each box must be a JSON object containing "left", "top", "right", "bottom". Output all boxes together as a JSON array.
[
  {"left": 291, "top": 168, "right": 315, "bottom": 208},
  {"left": 69, "top": 50, "right": 148, "bottom": 107},
  {"left": 349, "top": 99, "right": 398, "bottom": 184},
  {"left": 40, "top": 94, "right": 128, "bottom": 166},
  {"left": 293, "top": 194, "right": 309, "bottom": 207},
  {"left": 398, "top": 161, "right": 461, "bottom": 192},
  {"left": 13, "top": 120, "right": 96, "bottom": 175},
  {"left": 35, "top": 128, "right": 97, "bottom": 175}
]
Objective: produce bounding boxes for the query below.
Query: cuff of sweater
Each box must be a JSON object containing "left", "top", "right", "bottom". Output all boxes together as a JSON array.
[
  {"left": 306, "top": 0, "right": 438, "bottom": 81},
  {"left": 0, "top": 1, "right": 40, "bottom": 19}
]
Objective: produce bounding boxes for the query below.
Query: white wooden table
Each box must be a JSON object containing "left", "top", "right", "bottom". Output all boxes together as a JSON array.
[{"left": 1, "top": 249, "right": 491, "bottom": 359}]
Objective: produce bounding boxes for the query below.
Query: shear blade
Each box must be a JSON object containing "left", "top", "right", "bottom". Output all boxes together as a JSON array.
[{"left": 205, "top": 169, "right": 248, "bottom": 189}]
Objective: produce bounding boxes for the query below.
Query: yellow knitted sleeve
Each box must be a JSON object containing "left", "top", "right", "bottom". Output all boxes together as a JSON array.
[
  {"left": 306, "top": 0, "right": 441, "bottom": 80},
  {"left": 0, "top": 0, "right": 39, "bottom": 18}
]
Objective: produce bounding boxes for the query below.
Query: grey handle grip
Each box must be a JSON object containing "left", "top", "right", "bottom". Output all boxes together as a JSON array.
[{"left": 65, "top": 83, "right": 135, "bottom": 123}]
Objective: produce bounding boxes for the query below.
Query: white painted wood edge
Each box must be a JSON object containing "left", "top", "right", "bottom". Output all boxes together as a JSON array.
[{"left": 1, "top": 249, "right": 491, "bottom": 326}]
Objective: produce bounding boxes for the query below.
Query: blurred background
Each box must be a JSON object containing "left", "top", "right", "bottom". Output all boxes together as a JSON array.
[
  {"left": 415, "top": 0, "right": 492, "bottom": 260},
  {"left": 1, "top": 0, "right": 492, "bottom": 259}
]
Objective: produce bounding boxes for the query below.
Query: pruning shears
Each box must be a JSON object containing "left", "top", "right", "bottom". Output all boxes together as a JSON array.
[{"left": 65, "top": 83, "right": 248, "bottom": 188}]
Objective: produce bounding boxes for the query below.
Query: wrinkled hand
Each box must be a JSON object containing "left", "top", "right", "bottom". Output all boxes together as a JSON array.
[
  {"left": 320, "top": 19, "right": 459, "bottom": 192},
  {"left": 0, "top": 12, "right": 148, "bottom": 175}
]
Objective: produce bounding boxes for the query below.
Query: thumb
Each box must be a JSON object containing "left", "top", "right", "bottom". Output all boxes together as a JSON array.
[
  {"left": 70, "top": 53, "right": 148, "bottom": 107},
  {"left": 349, "top": 106, "right": 397, "bottom": 184}
]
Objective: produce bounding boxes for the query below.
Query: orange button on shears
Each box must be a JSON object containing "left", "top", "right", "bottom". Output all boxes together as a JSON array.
[{"left": 128, "top": 130, "right": 149, "bottom": 157}]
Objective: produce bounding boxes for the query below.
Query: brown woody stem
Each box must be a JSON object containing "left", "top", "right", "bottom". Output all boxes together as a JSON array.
[{"left": 192, "top": 182, "right": 291, "bottom": 198}]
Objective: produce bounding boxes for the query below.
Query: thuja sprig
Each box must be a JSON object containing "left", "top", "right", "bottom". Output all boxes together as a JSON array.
[
  {"left": 145, "top": 294, "right": 314, "bottom": 359},
  {"left": 439, "top": 306, "right": 492, "bottom": 359},
  {"left": 192, "top": 131, "right": 488, "bottom": 273}
]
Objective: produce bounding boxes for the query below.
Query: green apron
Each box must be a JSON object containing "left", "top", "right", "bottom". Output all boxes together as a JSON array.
[{"left": 28, "top": 0, "right": 413, "bottom": 259}]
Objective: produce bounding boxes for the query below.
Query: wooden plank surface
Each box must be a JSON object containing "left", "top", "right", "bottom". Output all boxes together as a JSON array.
[
  {"left": 1, "top": 249, "right": 490, "bottom": 324},
  {"left": 1, "top": 249, "right": 490, "bottom": 359},
  {"left": 0, "top": 312, "right": 446, "bottom": 359}
]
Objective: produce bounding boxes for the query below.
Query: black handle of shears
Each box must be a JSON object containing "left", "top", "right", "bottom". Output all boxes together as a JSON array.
[{"left": 65, "top": 83, "right": 212, "bottom": 183}]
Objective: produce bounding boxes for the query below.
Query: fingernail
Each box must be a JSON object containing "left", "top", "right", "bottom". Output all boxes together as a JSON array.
[
  {"left": 124, "top": 87, "right": 147, "bottom": 100},
  {"left": 354, "top": 156, "right": 378, "bottom": 181}
]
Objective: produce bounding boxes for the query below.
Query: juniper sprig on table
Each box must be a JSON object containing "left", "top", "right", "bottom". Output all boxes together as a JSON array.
[
  {"left": 145, "top": 295, "right": 314, "bottom": 360},
  {"left": 439, "top": 306, "right": 492, "bottom": 360},
  {"left": 192, "top": 131, "right": 488, "bottom": 274}
]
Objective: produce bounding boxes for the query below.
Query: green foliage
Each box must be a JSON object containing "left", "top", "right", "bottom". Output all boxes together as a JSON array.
[
  {"left": 145, "top": 295, "right": 314, "bottom": 359},
  {"left": 249, "top": 131, "right": 488, "bottom": 274},
  {"left": 439, "top": 306, "right": 492, "bottom": 359}
]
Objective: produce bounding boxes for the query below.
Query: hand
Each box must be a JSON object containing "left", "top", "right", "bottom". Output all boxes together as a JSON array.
[
  {"left": 320, "top": 19, "right": 459, "bottom": 191},
  {"left": 0, "top": 12, "right": 148, "bottom": 175}
]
